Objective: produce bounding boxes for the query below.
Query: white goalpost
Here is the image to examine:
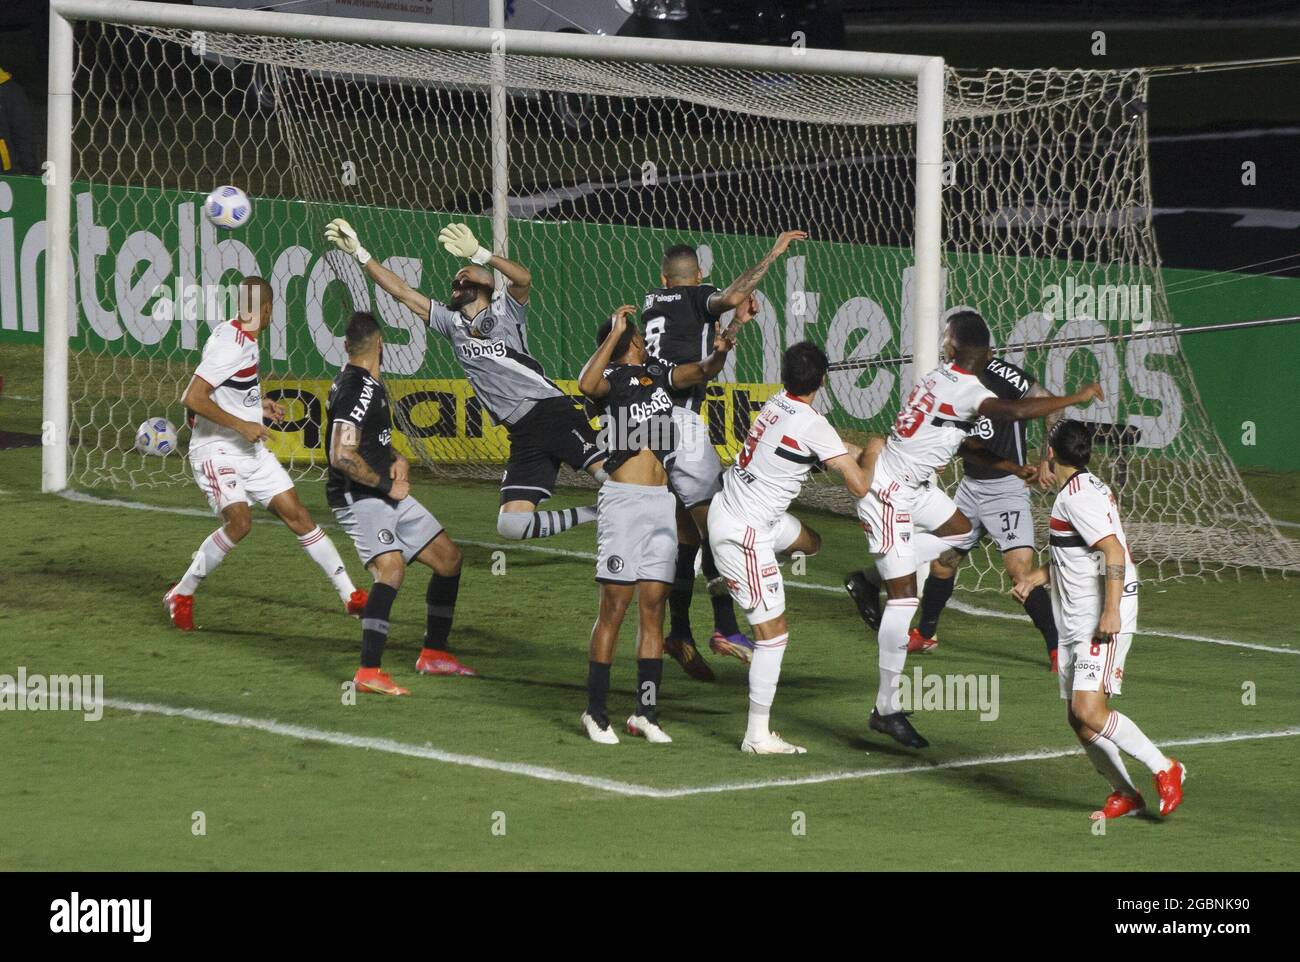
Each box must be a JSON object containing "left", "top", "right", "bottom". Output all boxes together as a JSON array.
[{"left": 38, "top": 0, "right": 1298, "bottom": 586}]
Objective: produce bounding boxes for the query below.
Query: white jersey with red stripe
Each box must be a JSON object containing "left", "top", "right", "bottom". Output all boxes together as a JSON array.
[
  {"left": 716, "top": 391, "right": 848, "bottom": 532},
  {"left": 1048, "top": 469, "right": 1139, "bottom": 642},
  {"left": 189, "top": 321, "right": 263, "bottom": 457},
  {"left": 877, "top": 362, "right": 997, "bottom": 487}
]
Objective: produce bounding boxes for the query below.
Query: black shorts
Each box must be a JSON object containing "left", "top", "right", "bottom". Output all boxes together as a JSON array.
[{"left": 500, "top": 396, "right": 604, "bottom": 505}]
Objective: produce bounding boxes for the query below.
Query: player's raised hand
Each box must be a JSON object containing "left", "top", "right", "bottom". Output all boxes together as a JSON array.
[
  {"left": 325, "top": 218, "right": 371, "bottom": 264},
  {"left": 610, "top": 304, "right": 636, "bottom": 333},
  {"left": 1036, "top": 458, "right": 1055, "bottom": 489},
  {"left": 237, "top": 420, "right": 270, "bottom": 444},
  {"left": 439, "top": 223, "right": 492, "bottom": 265},
  {"left": 389, "top": 478, "right": 411, "bottom": 501},
  {"left": 1013, "top": 463, "right": 1038, "bottom": 483},
  {"left": 390, "top": 456, "right": 409, "bottom": 483},
  {"left": 771, "top": 230, "right": 808, "bottom": 256},
  {"left": 1076, "top": 381, "right": 1104, "bottom": 404}
]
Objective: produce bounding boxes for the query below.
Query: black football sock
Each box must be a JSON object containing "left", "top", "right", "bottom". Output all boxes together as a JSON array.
[
  {"left": 917, "top": 573, "right": 955, "bottom": 639},
  {"left": 668, "top": 543, "right": 698, "bottom": 639},
  {"left": 635, "top": 658, "right": 664, "bottom": 723},
  {"left": 700, "top": 540, "right": 741, "bottom": 637},
  {"left": 424, "top": 571, "right": 460, "bottom": 651},
  {"left": 360, "top": 582, "right": 399, "bottom": 668},
  {"left": 1022, "top": 585, "right": 1059, "bottom": 654},
  {"left": 586, "top": 660, "right": 612, "bottom": 727}
]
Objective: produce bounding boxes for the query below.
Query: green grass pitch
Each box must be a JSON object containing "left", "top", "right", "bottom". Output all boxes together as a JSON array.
[{"left": 0, "top": 374, "right": 1297, "bottom": 871}]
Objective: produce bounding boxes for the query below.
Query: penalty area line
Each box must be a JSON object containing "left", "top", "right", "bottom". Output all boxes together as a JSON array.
[
  {"left": 58, "top": 489, "right": 1297, "bottom": 655},
  {"left": 99, "top": 696, "right": 1300, "bottom": 799}
]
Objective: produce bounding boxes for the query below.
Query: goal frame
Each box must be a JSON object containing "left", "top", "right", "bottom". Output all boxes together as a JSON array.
[{"left": 41, "top": 0, "right": 945, "bottom": 493}]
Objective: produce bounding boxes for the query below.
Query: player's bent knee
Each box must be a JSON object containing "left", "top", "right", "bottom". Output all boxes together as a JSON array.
[
  {"left": 496, "top": 510, "right": 534, "bottom": 540},
  {"left": 222, "top": 508, "right": 253, "bottom": 542},
  {"left": 369, "top": 553, "right": 406, "bottom": 588}
]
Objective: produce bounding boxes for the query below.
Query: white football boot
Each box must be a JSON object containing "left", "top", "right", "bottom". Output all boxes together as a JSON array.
[
  {"left": 581, "top": 712, "right": 619, "bottom": 745},
  {"left": 626, "top": 714, "right": 673, "bottom": 744},
  {"left": 741, "top": 730, "right": 807, "bottom": 754}
]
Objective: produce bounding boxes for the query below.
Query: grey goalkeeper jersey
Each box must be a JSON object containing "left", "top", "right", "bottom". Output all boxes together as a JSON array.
[{"left": 427, "top": 292, "right": 565, "bottom": 426}]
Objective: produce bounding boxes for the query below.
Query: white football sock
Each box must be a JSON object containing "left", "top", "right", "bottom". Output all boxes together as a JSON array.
[
  {"left": 875, "top": 598, "right": 917, "bottom": 715},
  {"left": 1083, "top": 730, "right": 1139, "bottom": 795},
  {"left": 1102, "top": 710, "right": 1171, "bottom": 774},
  {"left": 746, "top": 632, "right": 788, "bottom": 740},
  {"left": 177, "top": 527, "right": 235, "bottom": 595},
  {"left": 297, "top": 526, "right": 356, "bottom": 601}
]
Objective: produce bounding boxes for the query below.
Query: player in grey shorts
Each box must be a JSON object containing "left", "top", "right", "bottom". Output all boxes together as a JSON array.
[
  {"left": 909, "top": 353, "right": 1062, "bottom": 670},
  {"left": 574, "top": 304, "right": 741, "bottom": 744}
]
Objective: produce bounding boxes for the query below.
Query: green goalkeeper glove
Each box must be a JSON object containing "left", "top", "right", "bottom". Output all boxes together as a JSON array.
[
  {"left": 439, "top": 223, "right": 492, "bottom": 265},
  {"left": 324, "top": 218, "right": 371, "bottom": 265}
]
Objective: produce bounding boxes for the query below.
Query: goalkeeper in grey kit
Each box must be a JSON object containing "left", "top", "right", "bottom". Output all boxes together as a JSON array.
[{"left": 325, "top": 217, "right": 608, "bottom": 539}]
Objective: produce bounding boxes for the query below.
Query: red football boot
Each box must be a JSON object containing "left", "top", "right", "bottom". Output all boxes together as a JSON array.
[
  {"left": 907, "top": 628, "right": 938, "bottom": 653},
  {"left": 164, "top": 587, "right": 195, "bottom": 631},
  {"left": 1155, "top": 759, "right": 1187, "bottom": 816},
  {"left": 1090, "top": 791, "right": 1145, "bottom": 821},
  {"left": 345, "top": 588, "right": 368, "bottom": 617},
  {"left": 415, "top": 647, "right": 479, "bottom": 677}
]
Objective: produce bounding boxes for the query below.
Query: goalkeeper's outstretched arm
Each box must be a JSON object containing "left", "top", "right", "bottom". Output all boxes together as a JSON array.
[
  {"left": 438, "top": 223, "right": 531, "bottom": 303},
  {"left": 324, "top": 218, "right": 431, "bottom": 319},
  {"left": 708, "top": 229, "right": 808, "bottom": 314}
]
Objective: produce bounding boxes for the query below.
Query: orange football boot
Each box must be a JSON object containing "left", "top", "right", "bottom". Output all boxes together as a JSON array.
[
  {"left": 1155, "top": 759, "right": 1187, "bottom": 816},
  {"left": 353, "top": 667, "right": 409, "bottom": 696},
  {"left": 907, "top": 628, "right": 938, "bottom": 653},
  {"left": 345, "top": 588, "right": 368, "bottom": 617}
]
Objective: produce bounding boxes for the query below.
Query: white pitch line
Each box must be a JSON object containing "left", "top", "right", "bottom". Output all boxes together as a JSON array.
[
  {"left": 53, "top": 490, "right": 1300, "bottom": 656},
  {"left": 97, "top": 696, "right": 1300, "bottom": 799}
]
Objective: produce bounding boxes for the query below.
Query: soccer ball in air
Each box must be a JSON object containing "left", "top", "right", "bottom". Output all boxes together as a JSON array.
[
  {"left": 204, "top": 185, "right": 253, "bottom": 230},
  {"left": 136, "top": 418, "right": 178, "bottom": 457}
]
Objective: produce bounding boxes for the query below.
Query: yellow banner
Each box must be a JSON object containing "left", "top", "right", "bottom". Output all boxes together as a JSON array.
[{"left": 262, "top": 377, "right": 782, "bottom": 467}]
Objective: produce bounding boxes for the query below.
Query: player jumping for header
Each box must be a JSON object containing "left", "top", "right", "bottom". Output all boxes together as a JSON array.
[
  {"left": 847, "top": 310, "right": 1102, "bottom": 749},
  {"left": 165, "top": 276, "right": 366, "bottom": 630},
  {"left": 890, "top": 347, "right": 1064, "bottom": 670},
  {"left": 642, "top": 232, "right": 807, "bottom": 683},
  {"left": 1012, "top": 420, "right": 1185, "bottom": 818},
  {"left": 576, "top": 304, "right": 742, "bottom": 744},
  {"left": 325, "top": 218, "right": 607, "bottom": 541}
]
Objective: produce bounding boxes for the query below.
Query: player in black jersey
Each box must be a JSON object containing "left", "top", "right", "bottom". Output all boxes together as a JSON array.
[
  {"left": 573, "top": 305, "right": 742, "bottom": 744},
  {"left": 326, "top": 312, "right": 476, "bottom": 695},
  {"left": 642, "top": 231, "right": 806, "bottom": 682},
  {"left": 909, "top": 351, "right": 1063, "bottom": 670}
]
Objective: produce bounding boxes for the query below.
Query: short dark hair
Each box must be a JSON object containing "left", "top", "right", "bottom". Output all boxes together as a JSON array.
[
  {"left": 1050, "top": 419, "right": 1092, "bottom": 469},
  {"left": 947, "top": 310, "right": 991, "bottom": 351},
  {"left": 661, "top": 244, "right": 699, "bottom": 280},
  {"left": 596, "top": 315, "right": 638, "bottom": 360},
  {"left": 344, "top": 311, "right": 382, "bottom": 356},
  {"left": 782, "top": 341, "right": 829, "bottom": 396}
]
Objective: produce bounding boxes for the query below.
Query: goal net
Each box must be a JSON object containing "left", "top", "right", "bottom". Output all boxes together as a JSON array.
[{"left": 49, "top": 8, "right": 1299, "bottom": 586}]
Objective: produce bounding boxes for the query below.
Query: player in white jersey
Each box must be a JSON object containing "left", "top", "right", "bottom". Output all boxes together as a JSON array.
[
  {"left": 846, "top": 311, "right": 1102, "bottom": 749},
  {"left": 164, "top": 277, "right": 366, "bottom": 630},
  {"left": 709, "top": 342, "right": 874, "bottom": 753},
  {"left": 1012, "top": 420, "right": 1186, "bottom": 818}
]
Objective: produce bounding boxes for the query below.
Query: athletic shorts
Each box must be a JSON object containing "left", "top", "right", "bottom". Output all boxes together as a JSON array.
[
  {"left": 856, "top": 466, "right": 960, "bottom": 581},
  {"left": 595, "top": 481, "right": 677, "bottom": 585},
  {"left": 1058, "top": 633, "right": 1132, "bottom": 699},
  {"left": 952, "top": 473, "right": 1036, "bottom": 553},
  {"left": 666, "top": 405, "right": 723, "bottom": 509},
  {"left": 332, "top": 494, "right": 443, "bottom": 566},
  {"left": 501, "top": 396, "right": 604, "bottom": 506},
  {"left": 707, "top": 499, "right": 789, "bottom": 626},
  {"left": 190, "top": 444, "right": 294, "bottom": 515}
]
